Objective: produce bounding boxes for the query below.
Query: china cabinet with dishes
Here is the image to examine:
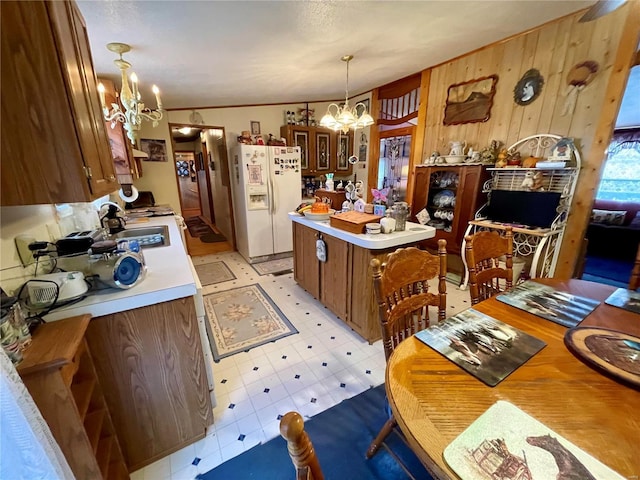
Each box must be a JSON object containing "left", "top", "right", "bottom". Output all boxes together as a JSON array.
[
  {"left": 411, "top": 164, "right": 489, "bottom": 254},
  {"left": 280, "top": 125, "right": 354, "bottom": 176}
]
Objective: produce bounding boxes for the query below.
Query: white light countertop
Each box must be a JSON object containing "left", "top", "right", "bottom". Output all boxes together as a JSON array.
[
  {"left": 45, "top": 216, "right": 196, "bottom": 322},
  {"left": 289, "top": 213, "right": 435, "bottom": 250}
]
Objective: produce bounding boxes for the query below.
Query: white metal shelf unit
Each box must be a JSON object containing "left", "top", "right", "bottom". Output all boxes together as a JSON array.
[{"left": 460, "top": 134, "right": 581, "bottom": 288}]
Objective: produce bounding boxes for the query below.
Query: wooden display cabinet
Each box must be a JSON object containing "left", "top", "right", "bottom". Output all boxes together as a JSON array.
[
  {"left": 1, "top": 1, "right": 117, "bottom": 205},
  {"left": 411, "top": 164, "right": 488, "bottom": 254},
  {"left": 17, "top": 315, "right": 129, "bottom": 480},
  {"left": 281, "top": 125, "right": 354, "bottom": 176}
]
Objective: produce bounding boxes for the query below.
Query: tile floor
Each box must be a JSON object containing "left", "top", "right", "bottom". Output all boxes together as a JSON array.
[{"left": 130, "top": 251, "right": 471, "bottom": 480}]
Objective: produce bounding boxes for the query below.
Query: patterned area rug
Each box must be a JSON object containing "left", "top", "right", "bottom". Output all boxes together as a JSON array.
[
  {"left": 251, "top": 256, "right": 294, "bottom": 276},
  {"left": 203, "top": 284, "right": 297, "bottom": 361},
  {"left": 195, "top": 261, "right": 236, "bottom": 286}
]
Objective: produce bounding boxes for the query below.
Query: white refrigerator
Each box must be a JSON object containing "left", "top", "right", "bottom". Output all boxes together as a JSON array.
[{"left": 231, "top": 145, "right": 302, "bottom": 263}]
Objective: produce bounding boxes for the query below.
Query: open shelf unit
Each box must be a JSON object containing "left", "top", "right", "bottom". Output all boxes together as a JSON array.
[
  {"left": 461, "top": 134, "right": 581, "bottom": 287},
  {"left": 17, "top": 315, "right": 129, "bottom": 480}
]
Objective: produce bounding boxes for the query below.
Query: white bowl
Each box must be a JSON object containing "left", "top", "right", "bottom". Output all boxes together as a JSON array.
[
  {"left": 442, "top": 155, "right": 467, "bottom": 164},
  {"left": 303, "top": 209, "right": 336, "bottom": 221}
]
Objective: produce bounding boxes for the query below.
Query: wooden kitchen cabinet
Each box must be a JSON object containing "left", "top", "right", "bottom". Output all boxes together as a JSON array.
[
  {"left": 281, "top": 125, "right": 354, "bottom": 176},
  {"left": 17, "top": 315, "right": 129, "bottom": 480},
  {"left": 411, "top": 164, "right": 488, "bottom": 254},
  {"left": 292, "top": 222, "right": 380, "bottom": 342},
  {"left": 99, "top": 78, "right": 141, "bottom": 183},
  {"left": 85, "top": 297, "right": 213, "bottom": 472},
  {"left": 1, "top": 0, "right": 116, "bottom": 206},
  {"left": 293, "top": 221, "right": 320, "bottom": 298},
  {"left": 319, "top": 232, "right": 350, "bottom": 321}
]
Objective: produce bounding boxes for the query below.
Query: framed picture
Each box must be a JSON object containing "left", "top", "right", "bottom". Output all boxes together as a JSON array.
[
  {"left": 316, "top": 132, "right": 330, "bottom": 170},
  {"left": 140, "top": 138, "right": 168, "bottom": 162},
  {"left": 250, "top": 121, "right": 261, "bottom": 135},
  {"left": 443, "top": 75, "right": 498, "bottom": 126},
  {"left": 337, "top": 134, "right": 350, "bottom": 170},
  {"left": 358, "top": 98, "right": 370, "bottom": 113},
  {"left": 294, "top": 131, "right": 309, "bottom": 170}
]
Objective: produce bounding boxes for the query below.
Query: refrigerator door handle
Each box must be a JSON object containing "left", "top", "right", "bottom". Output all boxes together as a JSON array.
[{"left": 271, "top": 177, "right": 277, "bottom": 215}]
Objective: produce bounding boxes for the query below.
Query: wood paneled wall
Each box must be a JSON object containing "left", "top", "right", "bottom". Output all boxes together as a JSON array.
[{"left": 419, "top": 4, "right": 640, "bottom": 278}]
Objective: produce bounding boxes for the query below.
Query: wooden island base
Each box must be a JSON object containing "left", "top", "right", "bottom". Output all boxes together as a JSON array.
[{"left": 291, "top": 215, "right": 435, "bottom": 343}]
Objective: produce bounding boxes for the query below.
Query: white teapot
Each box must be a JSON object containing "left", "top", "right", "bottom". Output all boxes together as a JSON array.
[{"left": 449, "top": 141, "right": 467, "bottom": 156}]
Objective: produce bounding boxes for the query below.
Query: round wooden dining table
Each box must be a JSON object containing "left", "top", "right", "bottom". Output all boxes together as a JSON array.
[{"left": 385, "top": 279, "right": 640, "bottom": 480}]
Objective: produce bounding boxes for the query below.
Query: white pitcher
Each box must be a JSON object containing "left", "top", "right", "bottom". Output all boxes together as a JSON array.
[{"left": 449, "top": 141, "right": 466, "bottom": 156}]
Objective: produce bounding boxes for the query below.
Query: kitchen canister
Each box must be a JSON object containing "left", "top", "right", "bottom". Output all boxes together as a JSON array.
[{"left": 392, "top": 202, "right": 409, "bottom": 231}]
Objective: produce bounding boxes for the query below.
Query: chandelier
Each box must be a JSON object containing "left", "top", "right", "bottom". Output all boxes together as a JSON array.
[
  {"left": 97, "top": 43, "right": 163, "bottom": 145},
  {"left": 319, "top": 55, "right": 374, "bottom": 133}
]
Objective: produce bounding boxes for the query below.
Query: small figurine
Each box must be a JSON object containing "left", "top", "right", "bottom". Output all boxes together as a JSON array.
[
  {"left": 506, "top": 149, "right": 522, "bottom": 166},
  {"left": 255, "top": 136, "right": 265, "bottom": 145},
  {"left": 495, "top": 148, "right": 508, "bottom": 168},
  {"left": 237, "top": 130, "right": 253, "bottom": 145},
  {"left": 531, "top": 171, "right": 545, "bottom": 191},
  {"left": 426, "top": 151, "right": 440, "bottom": 164},
  {"left": 480, "top": 140, "right": 503, "bottom": 164},
  {"left": 521, "top": 171, "right": 535, "bottom": 190}
]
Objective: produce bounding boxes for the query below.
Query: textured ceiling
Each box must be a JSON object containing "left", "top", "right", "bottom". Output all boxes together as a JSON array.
[{"left": 78, "top": 0, "right": 600, "bottom": 109}]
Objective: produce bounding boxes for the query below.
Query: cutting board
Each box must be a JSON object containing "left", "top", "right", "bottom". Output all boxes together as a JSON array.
[{"left": 329, "top": 211, "right": 382, "bottom": 234}]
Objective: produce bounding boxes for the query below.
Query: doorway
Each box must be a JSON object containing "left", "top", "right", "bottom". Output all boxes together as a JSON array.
[
  {"left": 169, "top": 123, "right": 235, "bottom": 255},
  {"left": 375, "top": 127, "right": 414, "bottom": 202}
]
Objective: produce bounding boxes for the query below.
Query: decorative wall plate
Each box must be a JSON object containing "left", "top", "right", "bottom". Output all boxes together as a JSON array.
[{"left": 514, "top": 69, "right": 544, "bottom": 106}]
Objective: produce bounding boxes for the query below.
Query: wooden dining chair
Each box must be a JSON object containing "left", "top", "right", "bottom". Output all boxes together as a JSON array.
[
  {"left": 366, "top": 240, "right": 447, "bottom": 459},
  {"left": 280, "top": 411, "right": 324, "bottom": 480},
  {"left": 629, "top": 242, "right": 640, "bottom": 291},
  {"left": 464, "top": 227, "right": 514, "bottom": 305}
]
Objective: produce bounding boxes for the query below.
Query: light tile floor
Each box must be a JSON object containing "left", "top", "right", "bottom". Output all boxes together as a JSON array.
[{"left": 131, "top": 251, "right": 471, "bottom": 480}]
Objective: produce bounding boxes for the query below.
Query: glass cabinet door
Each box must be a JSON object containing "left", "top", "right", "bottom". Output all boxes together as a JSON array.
[
  {"left": 427, "top": 169, "right": 460, "bottom": 232},
  {"left": 293, "top": 131, "right": 309, "bottom": 170}
]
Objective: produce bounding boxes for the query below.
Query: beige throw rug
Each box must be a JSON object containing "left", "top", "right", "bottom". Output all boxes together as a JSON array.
[
  {"left": 195, "top": 261, "right": 236, "bottom": 286},
  {"left": 203, "top": 284, "right": 297, "bottom": 361},
  {"left": 251, "top": 256, "right": 293, "bottom": 276}
]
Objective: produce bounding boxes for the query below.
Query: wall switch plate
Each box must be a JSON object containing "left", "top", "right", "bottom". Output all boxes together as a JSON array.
[{"left": 14, "top": 235, "right": 36, "bottom": 267}]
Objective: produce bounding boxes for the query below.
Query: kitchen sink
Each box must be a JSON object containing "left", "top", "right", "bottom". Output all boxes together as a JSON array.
[{"left": 111, "top": 225, "right": 170, "bottom": 248}]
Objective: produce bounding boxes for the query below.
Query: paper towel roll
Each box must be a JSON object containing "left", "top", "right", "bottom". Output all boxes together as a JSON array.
[{"left": 118, "top": 184, "right": 139, "bottom": 203}]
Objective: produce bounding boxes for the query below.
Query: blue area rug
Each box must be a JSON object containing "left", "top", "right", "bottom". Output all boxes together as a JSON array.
[
  {"left": 582, "top": 255, "right": 632, "bottom": 286},
  {"left": 197, "top": 384, "right": 432, "bottom": 480}
]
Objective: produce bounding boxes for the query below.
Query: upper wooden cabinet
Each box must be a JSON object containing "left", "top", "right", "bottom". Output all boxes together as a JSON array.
[
  {"left": 1, "top": 0, "right": 117, "bottom": 206},
  {"left": 99, "top": 78, "right": 140, "bottom": 183},
  {"left": 281, "top": 125, "right": 354, "bottom": 176}
]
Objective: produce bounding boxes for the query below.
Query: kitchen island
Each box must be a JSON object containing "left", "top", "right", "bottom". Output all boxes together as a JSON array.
[
  {"left": 43, "top": 216, "right": 214, "bottom": 473},
  {"left": 289, "top": 213, "right": 435, "bottom": 343}
]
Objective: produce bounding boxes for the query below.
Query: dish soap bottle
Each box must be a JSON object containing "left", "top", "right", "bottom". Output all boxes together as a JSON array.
[{"left": 380, "top": 208, "right": 396, "bottom": 234}]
